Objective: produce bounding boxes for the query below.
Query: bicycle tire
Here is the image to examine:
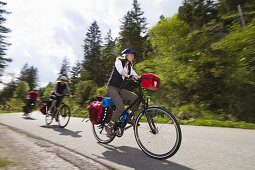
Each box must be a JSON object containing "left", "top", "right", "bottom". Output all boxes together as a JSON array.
[
  {"left": 134, "top": 106, "right": 182, "bottom": 159},
  {"left": 45, "top": 113, "right": 53, "bottom": 125},
  {"left": 92, "top": 123, "right": 115, "bottom": 144},
  {"left": 58, "top": 104, "right": 71, "bottom": 128}
]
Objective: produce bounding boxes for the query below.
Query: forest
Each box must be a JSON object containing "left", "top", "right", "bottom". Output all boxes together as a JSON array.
[{"left": 0, "top": 0, "right": 255, "bottom": 126}]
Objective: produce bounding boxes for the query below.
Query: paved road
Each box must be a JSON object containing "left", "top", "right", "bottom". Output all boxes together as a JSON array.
[{"left": 0, "top": 112, "right": 254, "bottom": 170}]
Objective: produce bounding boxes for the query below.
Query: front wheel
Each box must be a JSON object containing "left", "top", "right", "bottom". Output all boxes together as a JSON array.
[
  {"left": 58, "top": 104, "right": 71, "bottom": 128},
  {"left": 134, "top": 106, "right": 182, "bottom": 159}
]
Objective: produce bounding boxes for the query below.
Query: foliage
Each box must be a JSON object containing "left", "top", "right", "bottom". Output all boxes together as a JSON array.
[
  {"left": 100, "top": 30, "right": 116, "bottom": 84},
  {"left": 18, "top": 63, "right": 39, "bottom": 90},
  {"left": 178, "top": 0, "right": 218, "bottom": 30},
  {"left": 137, "top": 11, "right": 255, "bottom": 123},
  {"left": 69, "top": 60, "right": 82, "bottom": 94},
  {"left": 0, "top": 1, "right": 11, "bottom": 77},
  {"left": 14, "top": 81, "right": 29, "bottom": 102},
  {"left": 210, "top": 20, "right": 255, "bottom": 121},
  {"left": 42, "top": 82, "right": 54, "bottom": 99},
  {"left": 82, "top": 21, "right": 102, "bottom": 86},
  {"left": 118, "top": 0, "right": 147, "bottom": 62},
  {"left": 59, "top": 57, "right": 70, "bottom": 78},
  {"left": 73, "top": 80, "right": 98, "bottom": 107},
  {"left": 218, "top": 0, "right": 251, "bottom": 14},
  {"left": 0, "top": 80, "right": 17, "bottom": 103}
]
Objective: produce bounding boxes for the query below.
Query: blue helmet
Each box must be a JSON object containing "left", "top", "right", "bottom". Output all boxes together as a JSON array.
[{"left": 121, "top": 49, "right": 135, "bottom": 56}]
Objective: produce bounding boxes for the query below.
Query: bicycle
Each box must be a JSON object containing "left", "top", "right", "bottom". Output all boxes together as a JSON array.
[
  {"left": 45, "top": 94, "right": 71, "bottom": 128},
  {"left": 22, "top": 101, "right": 35, "bottom": 117},
  {"left": 91, "top": 74, "right": 182, "bottom": 159}
]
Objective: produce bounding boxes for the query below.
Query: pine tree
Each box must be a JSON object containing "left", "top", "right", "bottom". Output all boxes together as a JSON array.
[
  {"left": 59, "top": 56, "right": 70, "bottom": 77},
  {"left": 178, "top": 0, "right": 218, "bottom": 30},
  {"left": 218, "top": 0, "right": 248, "bottom": 14},
  {"left": 118, "top": 0, "right": 147, "bottom": 62},
  {"left": 0, "top": 1, "right": 11, "bottom": 76},
  {"left": 69, "top": 60, "right": 82, "bottom": 93},
  {"left": 101, "top": 29, "right": 116, "bottom": 84},
  {"left": 18, "top": 63, "right": 39, "bottom": 90},
  {"left": 82, "top": 21, "right": 102, "bottom": 86}
]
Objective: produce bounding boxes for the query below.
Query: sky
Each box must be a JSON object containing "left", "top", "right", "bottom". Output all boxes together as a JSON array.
[{"left": 1, "top": 0, "right": 183, "bottom": 89}]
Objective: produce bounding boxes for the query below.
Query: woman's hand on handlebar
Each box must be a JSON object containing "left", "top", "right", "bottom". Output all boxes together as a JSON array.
[{"left": 129, "top": 75, "right": 141, "bottom": 81}]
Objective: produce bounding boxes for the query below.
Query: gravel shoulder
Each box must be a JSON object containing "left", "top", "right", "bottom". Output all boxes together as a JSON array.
[{"left": 0, "top": 123, "right": 110, "bottom": 170}]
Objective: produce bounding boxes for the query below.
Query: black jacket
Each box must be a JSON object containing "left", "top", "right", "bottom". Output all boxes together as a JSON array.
[{"left": 107, "top": 59, "right": 131, "bottom": 88}]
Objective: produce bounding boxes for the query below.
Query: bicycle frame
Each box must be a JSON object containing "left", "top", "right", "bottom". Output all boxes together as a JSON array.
[{"left": 115, "top": 82, "right": 156, "bottom": 133}]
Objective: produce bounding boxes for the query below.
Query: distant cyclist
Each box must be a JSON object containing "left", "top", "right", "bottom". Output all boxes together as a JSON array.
[
  {"left": 23, "top": 88, "right": 39, "bottom": 116},
  {"left": 105, "top": 49, "right": 140, "bottom": 137},
  {"left": 48, "top": 76, "right": 72, "bottom": 113}
]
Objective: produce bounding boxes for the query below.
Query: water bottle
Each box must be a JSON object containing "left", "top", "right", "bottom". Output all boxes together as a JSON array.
[{"left": 120, "top": 112, "right": 129, "bottom": 123}]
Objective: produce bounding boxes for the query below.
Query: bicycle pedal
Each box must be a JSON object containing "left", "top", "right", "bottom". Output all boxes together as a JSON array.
[{"left": 124, "top": 125, "right": 132, "bottom": 130}]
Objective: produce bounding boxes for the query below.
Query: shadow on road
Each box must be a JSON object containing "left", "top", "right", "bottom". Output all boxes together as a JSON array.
[
  {"left": 94, "top": 144, "right": 193, "bottom": 170},
  {"left": 22, "top": 116, "right": 37, "bottom": 120},
  {"left": 40, "top": 125, "right": 82, "bottom": 138}
]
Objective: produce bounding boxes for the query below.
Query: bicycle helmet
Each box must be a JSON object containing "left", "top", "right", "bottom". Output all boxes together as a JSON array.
[
  {"left": 121, "top": 49, "right": 135, "bottom": 56},
  {"left": 60, "top": 76, "right": 67, "bottom": 81}
]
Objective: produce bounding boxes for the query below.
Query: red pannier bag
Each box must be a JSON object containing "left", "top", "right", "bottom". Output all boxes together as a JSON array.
[
  {"left": 40, "top": 104, "right": 47, "bottom": 115},
  {"left": 89, "top": 101, "right": 103, "bottom": 124},
  {"left": 141, "top": 74, "right": 160, "bottom": 90}
]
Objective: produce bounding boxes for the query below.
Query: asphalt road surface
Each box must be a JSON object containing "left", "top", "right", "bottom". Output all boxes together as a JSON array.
[{"left": 0, "top": 112, "right": 254, "bottom": 170}]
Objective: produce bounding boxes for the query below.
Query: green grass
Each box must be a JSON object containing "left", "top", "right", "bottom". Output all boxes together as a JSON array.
[
  {"left": 179, "top": 118, "right": 255, "bottom": 129},
  {"left": 134, "top": 114, "right": 255, "bottom": 129},
  {"left": 0, "top": 157, "right": 14, "bottom": 168}
]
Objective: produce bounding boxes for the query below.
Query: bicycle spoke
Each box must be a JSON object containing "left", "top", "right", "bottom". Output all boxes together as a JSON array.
[{"left": 134, "top": 106, "right": 182, "bottom": 159}]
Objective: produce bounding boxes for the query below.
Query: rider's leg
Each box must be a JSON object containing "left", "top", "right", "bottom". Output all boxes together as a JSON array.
[
  {"left": 119, "top": 89, "right": 138, "bottom": 110},
  {"left": 106, "top": 86, "right": 125, "bottom": 137},
  {"left": 24, "top": 99, "right": 32, "bottom": 115},
  {"left": 49, "top": 100, "right": 57, "bottom": 112},
  {"left": 106, "top": 86, "right": 125, "bottom": 123},
  {"left": 120, "top": 89, "right": 138, "bottom": 125}
]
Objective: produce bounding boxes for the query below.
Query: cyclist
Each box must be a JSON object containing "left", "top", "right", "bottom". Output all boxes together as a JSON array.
[
  {"left": 105, "top": 49, "right": 140, "bottom": 137},
  {"left": 23, "top": 88, "right": 39, "bottom": 116},
  {"left": 48, "top": 76, "right": 72, "bottom": 113}
]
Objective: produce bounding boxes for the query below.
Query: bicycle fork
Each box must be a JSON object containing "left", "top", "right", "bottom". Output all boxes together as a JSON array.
[{"left": 143, "top": 108, "right": 158, "bottom": 134}]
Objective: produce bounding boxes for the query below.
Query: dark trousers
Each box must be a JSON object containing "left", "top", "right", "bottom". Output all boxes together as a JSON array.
[
  {"left": 106, "top": 86, "right": 138, "bottom": 122},
  {"left": 26, "top": 99, "right": 36, "bottom": 107}
]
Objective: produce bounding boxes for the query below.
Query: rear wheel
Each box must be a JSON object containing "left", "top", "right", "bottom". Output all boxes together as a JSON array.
[
  {"left": 45, "top": 112, "right": 53, "bottom": 125},
  {"left": 92, "top": 123, "right": 115, "bottom": 144},
  {"left": 58, "top": 104, "right": 71, "bottom": 128},
  {"left": 134, "top": 106, "right": 182, "bottom": 159}
]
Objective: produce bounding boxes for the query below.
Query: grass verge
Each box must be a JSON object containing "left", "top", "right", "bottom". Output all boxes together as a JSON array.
[
  {"left": 179, "top": 118, "right": 255, "bottom": 129},
  {"left": 0, "top": 157, "right": 14, "bottom": 168}
]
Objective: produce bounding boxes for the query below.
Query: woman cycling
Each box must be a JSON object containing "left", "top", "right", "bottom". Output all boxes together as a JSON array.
[
  {"left": 48, "top": 76, "right": 72, "bottom": 113},
  {"left": 105, "top": 49, "right": 140, "bottom": 137}
]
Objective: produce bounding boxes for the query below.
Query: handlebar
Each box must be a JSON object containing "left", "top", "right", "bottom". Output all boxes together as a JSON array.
[
  {"left": 130, "top": 75, "right": 142, "bottom": 83},
  {"left": 51, "top": 93, "right": 72, "bottom": 98}
]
